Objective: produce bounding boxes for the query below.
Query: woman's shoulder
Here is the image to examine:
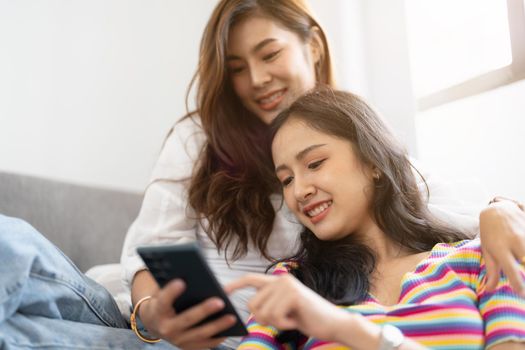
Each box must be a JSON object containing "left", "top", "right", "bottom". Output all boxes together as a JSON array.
[
  {"left": 168, "top": 114, "right": 205, "bottom": 148},
  {"left": 150, "top": 114, "right": 207, "bottom": 181},
  {"left": 429, "top": 239, "right": 482, "bottom": 268},
  {"left": 433, "top": 239, "right": 481, "bottom": 253}
]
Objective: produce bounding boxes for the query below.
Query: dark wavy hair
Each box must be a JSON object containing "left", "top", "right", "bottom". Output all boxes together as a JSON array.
[
  {"left": 185, "top": 0, "right": 335, "bottom": 260},
  {"left": 269, "top": 87, "right": 469, "bottom": 305}
]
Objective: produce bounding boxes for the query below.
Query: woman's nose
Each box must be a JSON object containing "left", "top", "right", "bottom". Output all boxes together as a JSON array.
[
  {"left": 250, "top": 65, "right": 271, "bottom": 88},
  {"left": 294, "top": 178, "right": 315, "bottom": 202}
]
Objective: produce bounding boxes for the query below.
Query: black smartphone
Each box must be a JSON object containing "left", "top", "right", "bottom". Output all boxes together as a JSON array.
[{"left": 137, "top": 242, "right": 248, "bottom": 337}]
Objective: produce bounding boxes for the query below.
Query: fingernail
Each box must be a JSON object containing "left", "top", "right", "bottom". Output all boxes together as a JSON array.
[
  {"left": 209, "top": 298, "right": 224, "bottom": 309},
  {"left": 222, "top": 315, "right": 236, "bottom": 324},
  {"left": 170, "top": 279, "right": 185, "bottom": 289}
]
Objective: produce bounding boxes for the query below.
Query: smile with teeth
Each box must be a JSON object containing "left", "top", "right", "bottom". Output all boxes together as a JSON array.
[
  {"left": 305, "top": 201, "right": 332, "bottom": 217},
  {"left": 257, "top": 89, "right": 285, "bottom": 105}
]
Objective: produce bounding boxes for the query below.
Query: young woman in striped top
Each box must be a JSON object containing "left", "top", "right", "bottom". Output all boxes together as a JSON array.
[{"left": 227, "top": 88, "right": 525, "bottom": 350}]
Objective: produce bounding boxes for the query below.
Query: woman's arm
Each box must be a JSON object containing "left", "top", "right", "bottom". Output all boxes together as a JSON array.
[
  {"left": 477, "top": 240, "right": 525, "bottom": 349},
  {"left": 335, "top": 314, "right": 427, "bottom": 350},
  {"left": 490, "top": 343, "right": 525, "bottom": 349},
  {"left": 227, "top": 273, "right": 427, "bottom": 350},
  {"left": 479, "top": 198, "right": 525, "bottom": 294},
  {"left": 122, "top": 118, "right": 236, "bottom": 347},
  {"left": 125, "top": 185, "right": 236, "bottom": 348},
  {"left": 131, "top": 270, "right": 235, "bottom": 349},
  {"left": 131, "top": 270, "right": 159, "bottom": 303}
]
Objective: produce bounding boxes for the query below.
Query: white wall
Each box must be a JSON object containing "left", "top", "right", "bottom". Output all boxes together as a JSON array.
[
  {"left": 357, "top": 0, "right": 525, "bottom": 203},
  {"left": 0, "top": 0, "right": 214, "bottom": 192},
  {"left": 417, "top": 79, "right": 525, "bottom": 202},
  {"left": 0, "top": 0, "right": 370, "bottom": 192},
  {"left": 10, "top": 0, "right": 517, "bottom": 201},
  {"left": 309, "top": 0, "right": 368, "bottom": 95},
  {"left": 360, "top": 0, "right": 417, "bottom": 154},
  {"left": 310, "top": 0, "right": 419, "bottom": 155}
]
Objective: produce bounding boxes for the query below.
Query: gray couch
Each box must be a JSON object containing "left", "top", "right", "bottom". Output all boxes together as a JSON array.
[{"left": 0, "top": 171, "right": 143, "bottom": 272}]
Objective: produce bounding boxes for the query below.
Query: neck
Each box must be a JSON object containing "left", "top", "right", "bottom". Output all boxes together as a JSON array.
[{"left": 357, "top": 222, "right": 412, "bottom": 266}]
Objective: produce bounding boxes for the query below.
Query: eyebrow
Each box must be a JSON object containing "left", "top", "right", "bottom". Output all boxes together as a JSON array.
[
  {"left": 226, "top": 38, "right": 277, "bottom": 61},
  {"left": 275, "top": 144, "right": 326, "bottom": 173}
]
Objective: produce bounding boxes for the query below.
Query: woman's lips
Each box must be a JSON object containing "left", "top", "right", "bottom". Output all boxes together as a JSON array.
[
  {"left": 256, "top": 89, "right": 286, "bottom": 111},
  {"left": 303, "top": 200, "right": 333, "bottom": 224}
]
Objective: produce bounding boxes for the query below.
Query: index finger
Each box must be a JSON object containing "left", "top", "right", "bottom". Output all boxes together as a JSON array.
[
  {"left": 224, "top": 273, "right": 275, "bottom": 293},
  {"left": 156, "top": 279, "right": 187, "bottom": 310}
]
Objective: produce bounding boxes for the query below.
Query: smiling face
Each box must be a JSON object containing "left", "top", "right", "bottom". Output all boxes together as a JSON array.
[
  {"left": 227, "top": 15, "right": 318, "bottom": 124},
  {"left": 272, "top": 117, "right": 377, "bottom": 240}
]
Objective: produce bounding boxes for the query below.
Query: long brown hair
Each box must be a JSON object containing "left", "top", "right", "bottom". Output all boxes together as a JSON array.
[
  {"left": 186, "top": 0, "right": 335, "bottom": 260},
  {"left": 270, "top": 88, "right": 469, "bottom": 304}
]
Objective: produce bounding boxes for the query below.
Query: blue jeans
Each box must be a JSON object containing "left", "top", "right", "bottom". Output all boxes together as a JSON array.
[{"left": 0, "top": 214, "right": 181, "bottom": 349}]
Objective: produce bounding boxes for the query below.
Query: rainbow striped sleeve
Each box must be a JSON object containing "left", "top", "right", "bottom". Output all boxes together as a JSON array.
[
  {"left": 237, "top": 317, "right": 288, "bottom": 350},
  {"left": 477, "top": 253, "right": 525, "bottom": 348},
  {"left": 237, "top": 262, "right": 300, "bottom": 350}
]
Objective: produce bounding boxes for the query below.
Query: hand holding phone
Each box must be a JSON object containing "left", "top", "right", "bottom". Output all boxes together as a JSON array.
[{"left": 137, "top": 242, "right": 248, "bottom": 338}]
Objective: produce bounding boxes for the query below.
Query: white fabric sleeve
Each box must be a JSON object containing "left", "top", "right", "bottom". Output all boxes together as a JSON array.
[
  {"left": 412, "top": 158, "right": 487, "bottom": 237},
  {"left": 120, "top": 116, "right": 206, "bottom": 288}
]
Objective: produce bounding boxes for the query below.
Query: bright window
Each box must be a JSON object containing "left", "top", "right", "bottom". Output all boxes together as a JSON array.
[{"left": 405, "top": 0, "right": 525, "bottom": 110}]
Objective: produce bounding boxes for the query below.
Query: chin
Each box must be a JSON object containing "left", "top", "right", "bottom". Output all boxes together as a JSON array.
[
  {"left": 262, "top": 114, "right": 276, "bottom": 125},
  {"left": 313, "top": 229, "right": 349, "bottom": 242},
  {"left": 311, "top": 231, "right": 337, "bottom": 241},
  {"left": 250, "top": 110, "right": 274, "bottom": 125}
]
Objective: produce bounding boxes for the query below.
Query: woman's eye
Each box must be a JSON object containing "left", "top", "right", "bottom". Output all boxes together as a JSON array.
[
  {"left": 229, "top": 66, "right": 245, "bottom": 74},
  {"left": 281, "top": 176, "right": 293, "bottom": 187},
  {"left": 308, "top": 159, "right": 326, "bottom": 170},
  {"left": 263, "top": 50, "right": 281, "bottom": 62}
]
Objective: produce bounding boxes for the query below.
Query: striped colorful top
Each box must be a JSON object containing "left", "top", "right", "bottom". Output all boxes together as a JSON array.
[{"left": 238, "top": 240, "right": 525, "bottom": 349}]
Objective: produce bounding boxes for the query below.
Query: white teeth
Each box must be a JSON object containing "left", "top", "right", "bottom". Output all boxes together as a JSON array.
[
  {"left": 259, "top": 90, "right": 284, "bottom": 105},
  {"left": 307, "top": 201, "right": 332, "bottom": 217}
]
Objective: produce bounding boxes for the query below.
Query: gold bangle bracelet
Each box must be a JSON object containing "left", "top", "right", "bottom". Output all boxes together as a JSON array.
[{"left": 130, "top": 296, "right": 161, "bottom": 343}]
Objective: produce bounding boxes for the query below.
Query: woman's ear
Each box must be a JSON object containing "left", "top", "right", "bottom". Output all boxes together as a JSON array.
[
  {"left": 309, "top": 26, "right": 324, "bottom": 65},
  {"left": 371, "top": 166, "right": 381, "bottom": 181}
]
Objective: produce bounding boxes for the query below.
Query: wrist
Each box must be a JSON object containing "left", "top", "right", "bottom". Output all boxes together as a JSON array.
[
  {"left": 332, "top": 312, "right": 355, "bottom": 345},
  {"left": 378, "top": 324, "right": 404, "bottom": 350},
  {"left": 135, "top": 295, "right": 152, "bottom": 322},
  {"left": 131, "top": 296, "right": 160, "bottom": 343},
  {"left": 335, "top": 313, "right": 381, "bottom": 349}
]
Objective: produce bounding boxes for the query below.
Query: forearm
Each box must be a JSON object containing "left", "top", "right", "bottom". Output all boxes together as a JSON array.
[
  {"left": 490, "top": 342, "right": 525, "bottom": 350},
  {"left": 335, "top": 314, "right": 427, "bottom": 350},
  {"left": 131, "top": 270, "right": 159, "bottom": 315}
]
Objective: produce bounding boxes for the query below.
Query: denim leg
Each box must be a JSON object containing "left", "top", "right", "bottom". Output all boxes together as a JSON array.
[
  {"left": 0, "top": 215, "right": 178, "bottom": 349},
  {"left": 0, "top": 314, "right": 178, "bottom": 349},
  {"left": 0, "top": 214, "right": 124, "bottom": 327}
]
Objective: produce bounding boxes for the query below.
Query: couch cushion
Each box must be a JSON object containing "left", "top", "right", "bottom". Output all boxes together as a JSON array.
[{"left": 0, "top": 171, "right": 142, "bottom": 271}]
